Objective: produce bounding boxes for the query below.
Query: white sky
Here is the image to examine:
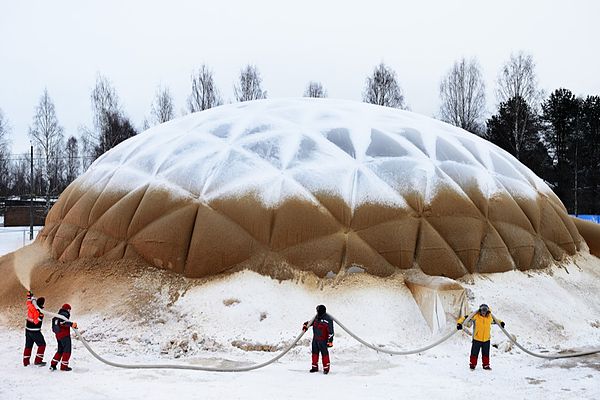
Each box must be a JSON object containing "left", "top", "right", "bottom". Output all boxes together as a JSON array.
[{"left": 1, "top": 0, "right": 599, "bottom": 153}]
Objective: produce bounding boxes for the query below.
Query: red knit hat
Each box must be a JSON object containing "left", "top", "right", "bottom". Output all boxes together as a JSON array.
[{"left": 62, "top": 303, "right": 71, "bottom": 311}]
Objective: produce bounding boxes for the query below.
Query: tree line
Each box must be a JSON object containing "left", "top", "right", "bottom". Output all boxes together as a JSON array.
[{"left": 0, "top": 54, "right": 598, "bottom": 214}]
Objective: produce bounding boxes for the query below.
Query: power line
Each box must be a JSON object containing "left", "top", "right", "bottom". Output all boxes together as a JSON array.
[{"left": 2, "top": 155, "right": 95, "bottom": 161}]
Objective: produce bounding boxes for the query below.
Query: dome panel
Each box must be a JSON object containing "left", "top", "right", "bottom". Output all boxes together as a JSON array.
[{"left": 37, "top": 98, "right": 583, "bottom": 279}]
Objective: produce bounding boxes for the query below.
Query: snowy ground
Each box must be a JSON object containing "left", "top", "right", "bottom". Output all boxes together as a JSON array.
[
  {"left": 0, "top": 225, "right": 41, "bottom": 254},
  {"left": 1, "top": 228, "right": 599, "bottom": 400}
]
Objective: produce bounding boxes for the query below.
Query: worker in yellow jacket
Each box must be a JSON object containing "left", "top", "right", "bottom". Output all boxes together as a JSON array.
[{"left": 457, "top": 304, "right": 504, "bottom": 370}]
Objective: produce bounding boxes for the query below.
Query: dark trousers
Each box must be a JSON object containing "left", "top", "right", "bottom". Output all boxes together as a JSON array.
[
  {"left": 23, "top": 330, "right": 46, "bottom": 366},
  {"left": 311, "top": 340, "right": 330, "bottom": 370},
  {"left": 51, "top": 336, "right": 72, "bottom": 370},
  {"left": 470, "top": 340, "right": 490, "bottom": 367}
]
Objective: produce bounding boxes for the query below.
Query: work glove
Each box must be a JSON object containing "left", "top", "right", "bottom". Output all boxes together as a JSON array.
[
  {"left": 456, "top": 323, "right": 463, "bottom": 330},
  {"left": 72, "top": 322, "right": 78, "bottom": 329},
  {"left": 500, "top": 321, "right": 505, "bottom": 328},
  {"left": 302, "top": 322, "right": 308, "bottom": 332}
]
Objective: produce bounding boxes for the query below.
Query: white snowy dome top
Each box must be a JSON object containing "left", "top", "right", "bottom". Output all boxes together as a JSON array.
[{"left": 88, "top": 98, "right": 550, "bottom": 208}]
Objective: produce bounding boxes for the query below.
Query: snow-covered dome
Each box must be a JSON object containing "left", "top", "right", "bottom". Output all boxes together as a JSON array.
[{"left": 40, "top": 98, "right": 582, "bottom": 278}]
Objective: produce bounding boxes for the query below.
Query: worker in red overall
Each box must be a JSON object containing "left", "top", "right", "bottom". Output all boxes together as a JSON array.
[
  {"left": 303, "top": 304, "right": 334, "bottom": 374},
  {"left": 50, "top": 304, "right": 78, "bottom": 371},
  {"left": 24, "top": 291, "right": 46, "bottom": 366}
]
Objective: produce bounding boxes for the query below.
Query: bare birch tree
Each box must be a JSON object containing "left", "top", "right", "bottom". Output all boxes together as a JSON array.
[
  {"left": 187, "top": 65, "right": 222, "bottom": 112},
  {"left": 84, "top": 74, "right": 136, "bottom": 160},
  {"left": 150, "top": 85, "right": 175, "bottom": 124},
  {"left": 86, "top": 73, "right": 122, "bottom": 159},
  {"left": 0, "top": 108, "right": 11, "bottom": 195},
  {"left": 438, "top": 57, "right": 486, "bottom": 134},
  {"left": 234, "top": 65, "right": 267, "bottom": 102},
  {"left": 28, "top": 89, "right": 64, "bottom": 209},
  {"left": 362, "top": 63, "right": 406, "bottom": 109},
  {"left": 495, "top": 52, "right": 543, "bottom": 159},
  {"left": 304, "top": 81, "right": 328, "bottom": 98},
  {"left": 91, "top": 74, "right": 120, "bottom": 132}
]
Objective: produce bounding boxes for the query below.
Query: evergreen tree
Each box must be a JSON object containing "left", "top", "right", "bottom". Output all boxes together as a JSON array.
[
  {"left": 486, "top": 96, "right": 551, "bottom": 179},
  {"left": 542, "top": 88, "right": 581, "bottom": 213},
  {"left": 578, "top": 95, "right": 600, "bottom": 213}
]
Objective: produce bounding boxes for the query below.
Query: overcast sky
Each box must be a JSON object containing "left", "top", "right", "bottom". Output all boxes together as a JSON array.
[{"left": 1, "top": 0, "right": 599, "bottom": 153}]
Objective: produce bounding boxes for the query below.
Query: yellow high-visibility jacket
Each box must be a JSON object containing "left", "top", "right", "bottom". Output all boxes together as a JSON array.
[{"left": 457, "top": 311, "right": 503, "bottom": 342}]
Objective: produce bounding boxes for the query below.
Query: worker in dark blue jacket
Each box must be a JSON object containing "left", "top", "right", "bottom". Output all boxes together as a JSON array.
[{"left": 303, "top": 304, "right": 334, "bottom": 374}]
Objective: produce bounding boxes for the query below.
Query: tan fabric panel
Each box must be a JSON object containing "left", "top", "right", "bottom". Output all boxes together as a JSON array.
[
  {"left": 548, "top": 199, "right": 583, "bottom": 252},
  {"left": 269, "top": 198, "right": 341, "bottom": 251},
  {"left": 344, "top": 232, "right": 396, "bottom": 277},
  {"left": 80, "top": 229, "right": 123, "bottom": 258},
  {"left": 539, "top": 199, "right": 576, "bottom": 258},
  {"left": 351, "top": 203, "right": 411, "bottom": 231},
  {"left": 355, "top": 217, "right": 419, "bottom": 269},
  {"left": 92, "top": 185, "right": 149, "bottom": 240},
  {"left": 127, "top": 184, "right": 191, "bottom": 238},
  {"left": 209, "top": 195, "right": 274, "bottom": 245},
  {"left": 426, "top": 216, "right": 485, "bottom": 273},
  {"left": 313, "top": 193, "right": 352, "bottom": 227},
  {"left": 59, "top": 229, "right": 87, "bottom": 261},
  {"left": 45, "top": 184, "right": 75, "bottom": 223},
  {"left": 185, "top": 204, "right": 258, "bottom": 278},
  {"left": 513, "top": 196, "right": 541, "bottom": 233},
  {"left": 280, "top": 233, "right": 345, "bottom": 277},
  {"left": 130, "top": 204, "right": 198, "bottom": 274},
  {"left": 475, "top": 224, "right": 514, "bottom": 273},
  {"left": 39, "top": 183, "right": 587, "bottom": 279},
  {"left": 51, "top": 223, "right": 82, "bottom": 260},
  {"left": 404, "top": 270, "right": 467, "bottom": 332},
  {"left": 416, "top": 220, "right": 468, "bottom": 278},
  {"left": 61, "top": 187, "right": 102, "bottom": 229},
  {"left": 492, "top": 222, "right": 535, "bottom": 270},
  {"left": 530, "top": 236, "right": 555, "bottom": 270},
  {"left": 572, "top": 217, "right": 600, "bottom": 258},
  {"left": 488, "top": 192, "right": 534, "bottom": 233}
]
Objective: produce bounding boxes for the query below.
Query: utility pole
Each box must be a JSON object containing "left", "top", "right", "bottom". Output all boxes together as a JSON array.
[{"left": 29, "top": 144, "right": 34, "bottom": 240}]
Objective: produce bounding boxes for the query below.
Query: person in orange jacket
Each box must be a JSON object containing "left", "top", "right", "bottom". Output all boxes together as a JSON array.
[
  {"left": 50, "top": 304, "right": 78, "bottom": 371},
  {"left": 457, "top": 304, "right": 504, "bottom": 370},
  {"left": 24, "top": 291, "right": 46, "bottom": 366}
]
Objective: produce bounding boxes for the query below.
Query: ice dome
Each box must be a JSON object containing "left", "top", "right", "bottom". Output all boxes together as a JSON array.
[{"left": 39, "top": 98, "right": 583, "bottom": 278}]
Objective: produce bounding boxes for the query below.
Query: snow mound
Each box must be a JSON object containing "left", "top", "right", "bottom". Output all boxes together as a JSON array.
[{"left": 39, "top": 98, "right": 584, "bottom": 278}]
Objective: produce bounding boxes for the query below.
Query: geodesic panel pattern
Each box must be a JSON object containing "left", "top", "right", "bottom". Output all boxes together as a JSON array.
[{"left": 39, "top": 99, "right": 583, "bottom": 278}]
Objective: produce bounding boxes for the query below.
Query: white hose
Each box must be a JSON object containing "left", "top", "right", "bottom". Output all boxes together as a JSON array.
[
  {"left": 36, "top": 299, "right": 316, "bottom": 372},
  {"left": 329, "top": 311, "right": 477, "bottom": 356},
  {"left": 491, "top": 314, "right": 600, "bottom": 360},
  {"left": 32, "top": 300, "right": 600, "bottom": 371}
]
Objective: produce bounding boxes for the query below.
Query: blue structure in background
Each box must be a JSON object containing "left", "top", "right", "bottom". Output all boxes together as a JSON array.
[{"left": 571, "top": 215, "right": 600, "bottom": 224}]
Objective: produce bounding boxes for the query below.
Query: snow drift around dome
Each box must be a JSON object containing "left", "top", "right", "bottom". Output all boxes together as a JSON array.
[{"left": 39, "top": 98, "right": 584, "bottom": 278}]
